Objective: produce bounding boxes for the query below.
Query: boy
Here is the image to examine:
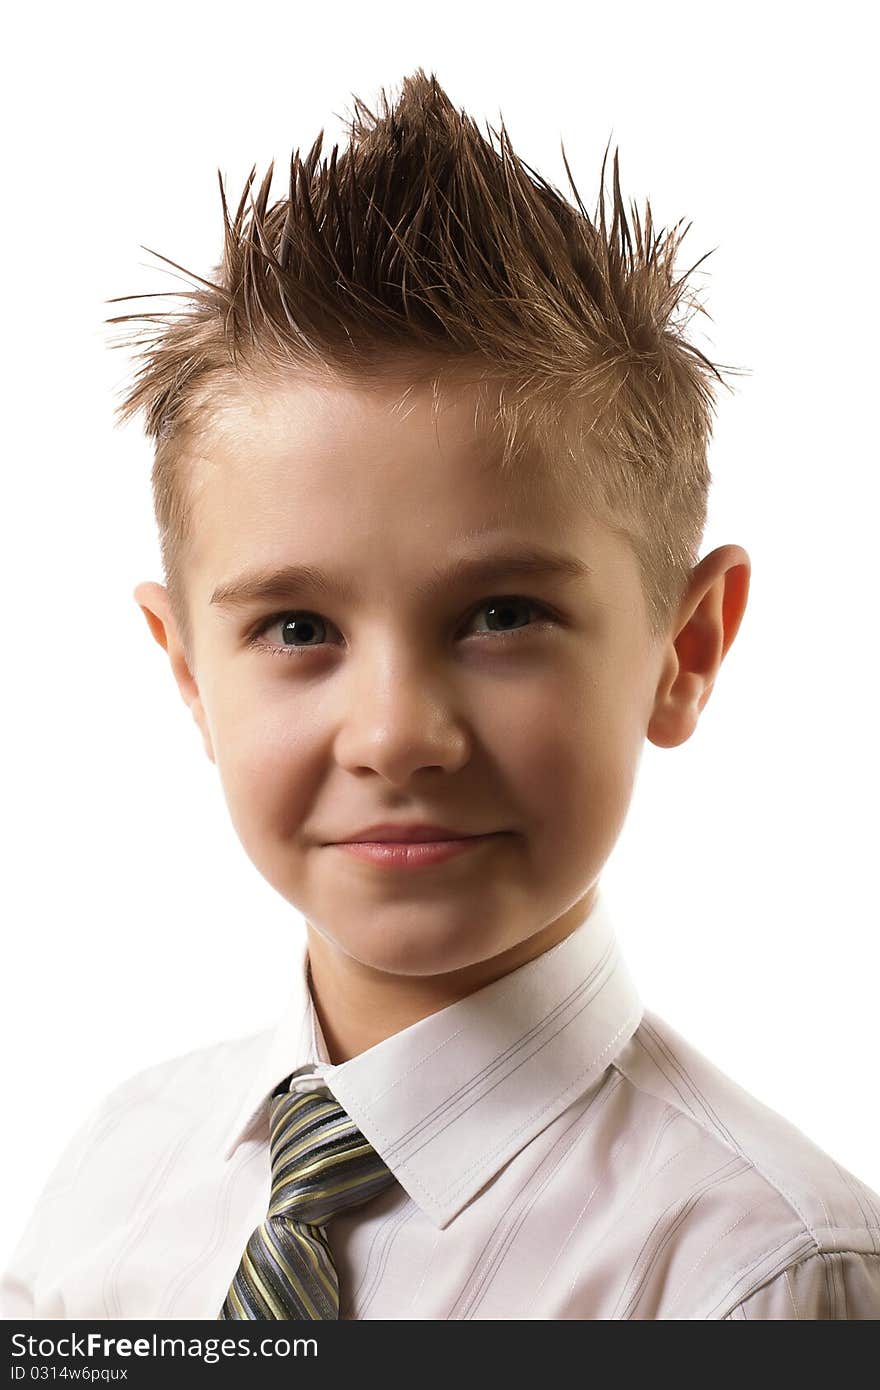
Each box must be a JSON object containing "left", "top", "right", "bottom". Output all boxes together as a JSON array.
[{"left": 3, "top": 68, "right": 878, "bottom": 1321}]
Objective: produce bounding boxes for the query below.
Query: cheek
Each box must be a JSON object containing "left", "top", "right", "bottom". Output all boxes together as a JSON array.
[
  {"left": 499, "top": 674, "right": 642, "bottom": 851},
  {"left": 210, "top": 702, "right": 318, "bottom": 860}
]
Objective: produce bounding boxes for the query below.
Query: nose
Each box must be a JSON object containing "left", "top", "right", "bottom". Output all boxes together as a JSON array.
[{"left": 331, "top": 650, "right": 471, "bottom": 784}]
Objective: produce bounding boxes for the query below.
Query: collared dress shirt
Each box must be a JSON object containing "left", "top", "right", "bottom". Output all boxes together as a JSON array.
[{"left": 3, "top": 888, "right": 879, "bottom": 1320}]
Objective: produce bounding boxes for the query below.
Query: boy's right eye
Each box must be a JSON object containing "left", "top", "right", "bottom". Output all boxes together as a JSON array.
[{"left": 248, "top": 611, "right": 331, "bottom": 656}]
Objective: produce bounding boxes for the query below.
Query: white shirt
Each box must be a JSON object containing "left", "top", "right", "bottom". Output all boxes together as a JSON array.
[{"left": 3, "top": 888, "right": 879, "bottom": 1320}]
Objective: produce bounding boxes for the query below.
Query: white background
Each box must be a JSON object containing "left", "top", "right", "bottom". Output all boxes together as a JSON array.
[{"left": 2, "top": 0, "right": 877, "bottom": 1265}]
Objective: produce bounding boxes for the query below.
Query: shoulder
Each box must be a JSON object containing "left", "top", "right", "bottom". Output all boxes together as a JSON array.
[
  {"left": 608, "top": 1008, "right": 880, "bottom": 1318},
  {"left": 38, "top": 1026, "right": 272, "bottom": 1196},
  {"left": 0, "top": 1028, "right": 274, "bottom": 1318},
  {"left": 51, "top": 1028, "right": 271, "bottom": 1160},
  {"left": 90, "top": 1029, "right": 272, "bottom": 1123},
  {"left": 723, "top": 1249, "right": 880, "bottom": 1318}
]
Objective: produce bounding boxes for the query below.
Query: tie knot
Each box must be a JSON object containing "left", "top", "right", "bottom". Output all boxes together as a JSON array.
[{"left": 267, "top": 1085, "right": 396, "bottom": 1226}]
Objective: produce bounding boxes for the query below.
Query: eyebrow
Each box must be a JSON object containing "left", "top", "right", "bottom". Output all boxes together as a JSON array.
[{"left": 209, "top": 545, "right": 594, "bottom": 611}]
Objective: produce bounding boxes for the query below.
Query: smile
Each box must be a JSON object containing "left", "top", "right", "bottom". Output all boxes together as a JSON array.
[{"left": 330, "top": 834, "right": 503, "bottom": 870}]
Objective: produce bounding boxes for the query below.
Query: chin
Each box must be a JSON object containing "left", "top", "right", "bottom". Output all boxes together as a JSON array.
[{"left": 343, "top": 929, "right": 495, "bottom": 979}]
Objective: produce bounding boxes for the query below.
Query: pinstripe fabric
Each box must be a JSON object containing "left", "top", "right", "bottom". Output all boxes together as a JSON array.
[
  {"left": 4, "top": 888, "right": 880, "bottom": 1319},
  {"left": 218, "top": 1085, "right": 397, "bottom": 1319}
]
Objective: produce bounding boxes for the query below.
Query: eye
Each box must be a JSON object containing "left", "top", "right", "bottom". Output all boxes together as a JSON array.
[
  {"left": 246, "top": 595, "right": 554, "bottom": 657},
  {"left": 248, "top": 610, "right": 335, "bottom": 656},
  {"left": 461, "top": 595, "right": 552, "bottom": 638}
]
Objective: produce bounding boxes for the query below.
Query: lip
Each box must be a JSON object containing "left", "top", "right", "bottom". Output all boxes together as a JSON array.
[
  {"left": 330, "top": 834, "right": 503, "bottom": 870},
  {"left": 328, "top": 822, "right": 485, "bottom": 844}
]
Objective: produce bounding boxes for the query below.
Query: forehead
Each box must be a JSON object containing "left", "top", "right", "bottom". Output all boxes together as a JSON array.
[
  {"left": 183, "top": 372, "right": 632, "bottom": 602},
  {"left": 189, "top": 369, "right": 546, "bottom": 507}
]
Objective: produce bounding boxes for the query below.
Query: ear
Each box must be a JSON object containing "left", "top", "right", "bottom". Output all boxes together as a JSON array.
[
  {"left": 133, "top": 581, "right": 215, "bottom": 764},
  {"left": 647, "top": 545, "right": 751, "bottom": 749}
]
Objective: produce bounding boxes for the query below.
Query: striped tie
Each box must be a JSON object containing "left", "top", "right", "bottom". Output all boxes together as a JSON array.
[{"left": 218, "top": 1081, "right": 397, "bottom": 1320}]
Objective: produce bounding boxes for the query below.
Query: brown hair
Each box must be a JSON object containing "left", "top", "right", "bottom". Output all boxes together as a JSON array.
[{"left": 106, "top": 68, "right": 744, "bottom": 666}]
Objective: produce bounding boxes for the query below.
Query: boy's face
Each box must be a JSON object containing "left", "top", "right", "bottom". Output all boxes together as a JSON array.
[{"left": 136, "top": 371, "right": 747, "bottom": 1002}]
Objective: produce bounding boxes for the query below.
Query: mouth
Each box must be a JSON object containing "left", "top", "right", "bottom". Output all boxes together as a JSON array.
[{"left": 328, "top": 833, "right": 506, "bottom": 870}]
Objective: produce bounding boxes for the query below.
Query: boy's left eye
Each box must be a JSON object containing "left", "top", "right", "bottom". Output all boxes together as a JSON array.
[{"left": 246, "top": 595, "right": 556, "bottom": 657}]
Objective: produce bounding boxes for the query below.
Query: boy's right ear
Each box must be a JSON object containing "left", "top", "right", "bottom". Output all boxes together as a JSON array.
[
  {"left": 132, "top": 581, "right": 215, "bottom": 764},
  {"left": 133, "top": 581, "right": 175, "bottom": 653}
]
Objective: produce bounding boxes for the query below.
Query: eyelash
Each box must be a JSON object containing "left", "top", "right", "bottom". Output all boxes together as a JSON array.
[{"left": 246, "top": 595, "right": 557, "bottom": 658}]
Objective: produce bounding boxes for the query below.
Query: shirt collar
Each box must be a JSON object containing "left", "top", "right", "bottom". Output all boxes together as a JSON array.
[{"left": 222, "top": 887, "right": 642, "bottom": 1229}]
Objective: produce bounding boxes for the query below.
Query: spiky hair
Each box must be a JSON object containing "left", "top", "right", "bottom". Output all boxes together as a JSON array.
[{"left": 106, "top": 68, "right": 743, "bottom": 664}]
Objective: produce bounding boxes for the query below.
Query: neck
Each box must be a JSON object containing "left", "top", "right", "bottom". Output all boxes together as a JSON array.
[{"left": 304, "top": 885, "right": 598, "bottom": 1063}]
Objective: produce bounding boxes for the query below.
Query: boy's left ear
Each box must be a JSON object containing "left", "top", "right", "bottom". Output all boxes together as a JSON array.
[
  {"left": 132, "top": 581, "right": 216, "bottom": 765},
  {"left": 646, "top": 545, "right": 751, "bottom": 749}
]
